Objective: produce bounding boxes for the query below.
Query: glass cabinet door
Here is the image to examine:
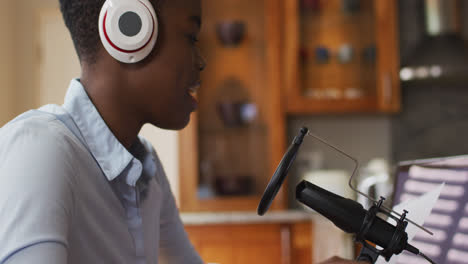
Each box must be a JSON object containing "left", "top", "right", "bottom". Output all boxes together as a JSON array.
[
  {"left": 284, "top": 0, "right": 400, "bottom": 113},
  {"left": 300, "top": 0, "right": 377, "bottom": 101},
  {"left": 179, "top": 0, "right": 286, "bottom": 211},
  {"left": 197, "top": 79, "right": 269, "bottom": 199}
]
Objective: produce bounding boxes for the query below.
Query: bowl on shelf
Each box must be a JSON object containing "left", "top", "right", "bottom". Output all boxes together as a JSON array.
[
  {"left": 216, "top": 20, "right": 246, "bottom": 47},
  {"left": 217, "top": 102, "right": 257, "bottom": 127},
  {"left": 214, "top": 175, "right": 253, "bottom": 196}
]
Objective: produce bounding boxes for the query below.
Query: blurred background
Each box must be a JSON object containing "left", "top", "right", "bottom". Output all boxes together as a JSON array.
[{"left": 2, "top": 0, "right": 468, "bottom": 263}]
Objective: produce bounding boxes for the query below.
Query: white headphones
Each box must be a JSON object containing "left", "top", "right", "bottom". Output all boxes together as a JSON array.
[{"left": 98, "top": 0, "right": 158, "bottom": 63}]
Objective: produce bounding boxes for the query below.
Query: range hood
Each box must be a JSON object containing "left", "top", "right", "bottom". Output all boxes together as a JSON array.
[{"left": 400, "top": 0, "right": 468, "bottom": 84}]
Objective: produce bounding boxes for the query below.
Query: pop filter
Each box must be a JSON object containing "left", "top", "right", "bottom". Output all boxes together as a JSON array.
[{"left": 257, "top": 127, "right": 308, "bottom": 215}]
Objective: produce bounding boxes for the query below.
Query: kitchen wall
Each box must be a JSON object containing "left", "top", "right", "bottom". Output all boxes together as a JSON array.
[
  {"left": 0, "top": 0, "right": 64, "bottom": 120},
  {"left": 13, "top": 0, "right": 59, "bottom": 113},
  {"left": 0, "top": 0, "right": 16, "bottom": 125},
  {"left": 288, "top": 116, "right": 392, "bottom": 169},
  {"left": 287, "top": 115, "right": 392, "bottom": 208}
]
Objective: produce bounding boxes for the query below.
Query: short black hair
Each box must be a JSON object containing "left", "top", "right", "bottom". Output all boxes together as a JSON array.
[{"left": 59, "top": 0, "right": 161, "bottom": 64}]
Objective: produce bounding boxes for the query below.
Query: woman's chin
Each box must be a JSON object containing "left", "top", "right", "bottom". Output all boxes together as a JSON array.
[{"left": 152, "top": 114, "right": 192, "bottom": 131}]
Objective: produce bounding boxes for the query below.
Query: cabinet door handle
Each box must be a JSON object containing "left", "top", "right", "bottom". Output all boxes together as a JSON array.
[
  {"left": 382, "top": 73, "right": 392, "bottom": 107},
  {"left": 280, "top": 225, "right": 291, "bottom": 264}
]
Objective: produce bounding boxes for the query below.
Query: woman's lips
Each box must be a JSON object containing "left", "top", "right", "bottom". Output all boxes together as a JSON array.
[
  {"left": 188, "top": 82, "right": 201, "bottom": 96},
  {"left": 187, "top": 82, "right": 201, "bottom": 110}
]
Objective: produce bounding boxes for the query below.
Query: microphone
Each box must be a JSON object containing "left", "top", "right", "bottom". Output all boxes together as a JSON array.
[{"left": 296, "top": 180, "right": 419, "bottom": 259}]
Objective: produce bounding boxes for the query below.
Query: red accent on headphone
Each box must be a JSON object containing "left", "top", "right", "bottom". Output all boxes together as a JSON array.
[{"left": 102, "top": 2, "right": 155, "bottom": 54}]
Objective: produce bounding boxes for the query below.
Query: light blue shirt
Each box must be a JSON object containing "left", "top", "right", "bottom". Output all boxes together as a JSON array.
[{"left": 0, "top": 79, "right": 203, "bottom": 264}]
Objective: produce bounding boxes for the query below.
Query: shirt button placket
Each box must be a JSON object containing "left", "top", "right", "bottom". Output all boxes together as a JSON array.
[{"left": 123, "top": 160, "right": 146, "bottom": 263}]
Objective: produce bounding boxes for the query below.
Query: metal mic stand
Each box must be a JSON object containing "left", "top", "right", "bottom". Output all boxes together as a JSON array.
[{"left": 354, "top": 197, "right": 410, "bottom": 263}]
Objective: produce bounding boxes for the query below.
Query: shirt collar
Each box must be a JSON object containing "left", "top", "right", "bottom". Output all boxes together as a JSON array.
[{"left": 62, "top": 79, "right": 142, "bottom": 184}]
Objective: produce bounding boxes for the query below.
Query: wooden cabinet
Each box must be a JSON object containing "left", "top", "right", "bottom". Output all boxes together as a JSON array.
[
  {"left": 284, "top": 0, "right": 400, "bottom": 113},
  {"left": 185, "top": 222, "right": 313, "bottom": 264},
  {"left": 178, "top": 0, "right": 286, "bottom": 211}
]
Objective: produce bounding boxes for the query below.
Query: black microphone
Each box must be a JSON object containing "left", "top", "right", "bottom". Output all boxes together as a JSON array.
[{"left": 296, "top": 180, "right": 419, "bottom": 258}]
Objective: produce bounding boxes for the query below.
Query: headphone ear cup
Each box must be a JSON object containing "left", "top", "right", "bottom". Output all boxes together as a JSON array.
[{"left": 99, "top": 0, "right": 158, "bottom": 63}]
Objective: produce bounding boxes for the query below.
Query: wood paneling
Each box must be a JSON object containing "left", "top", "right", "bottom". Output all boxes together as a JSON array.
[
  {"left": 291, "top": 222, "right": 314, "bottom": 264},
  {"left": 375, "top": 0, "right": 400, "bottom": 112}
]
